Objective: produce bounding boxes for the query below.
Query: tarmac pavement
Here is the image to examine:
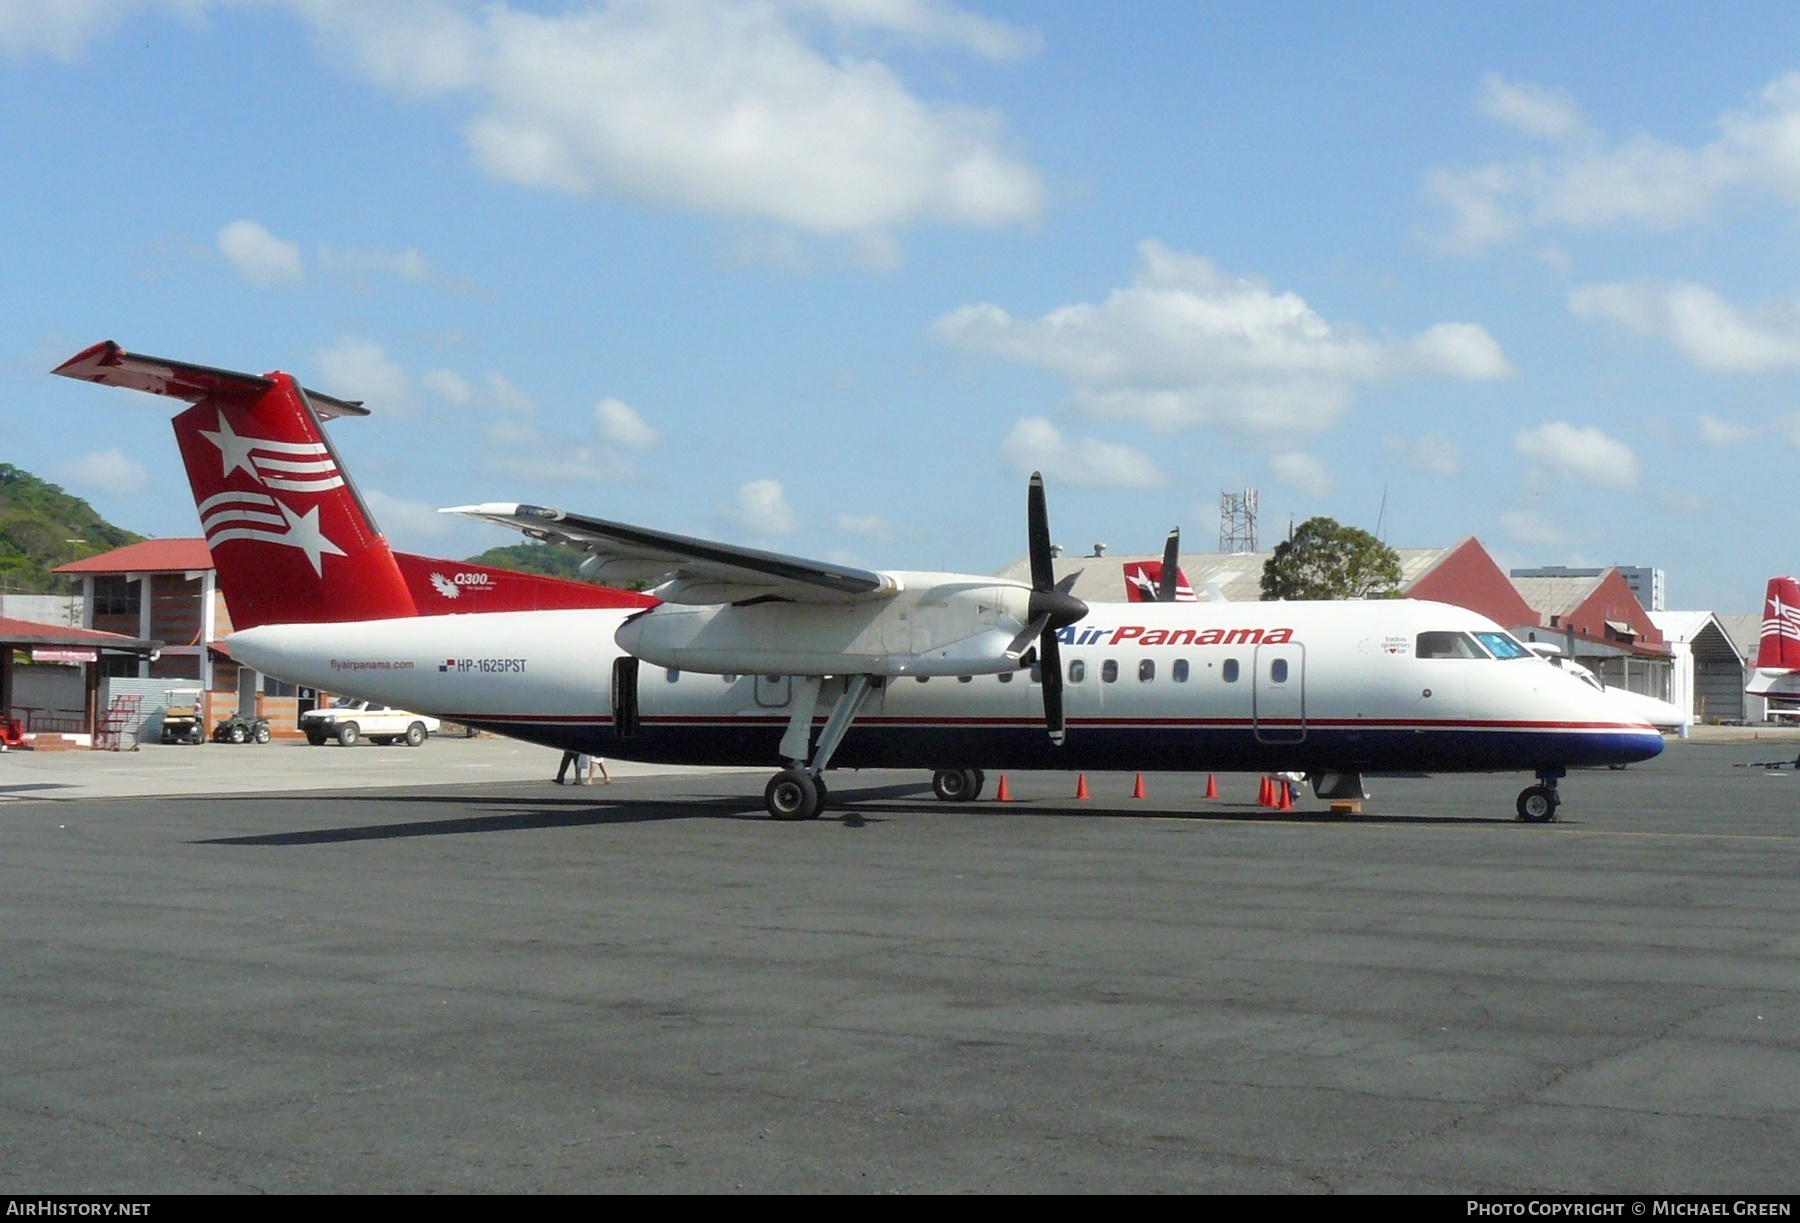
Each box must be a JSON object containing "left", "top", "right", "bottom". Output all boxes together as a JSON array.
[{"left": 0, "top": 738, "right": 1797, "bottom": 1192}]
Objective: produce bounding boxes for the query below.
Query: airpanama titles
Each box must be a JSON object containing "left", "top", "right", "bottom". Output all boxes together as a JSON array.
[{"left": 1057, "top": 624, "right": 1295, "bottom": 647}]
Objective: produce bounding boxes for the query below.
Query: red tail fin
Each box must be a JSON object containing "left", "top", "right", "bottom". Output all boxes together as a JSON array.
[
  {"left": 1760, "top": 576, "right": 1800, "bottom": 672},
  {"left": 56, "top": 342, "right": 416, "bottom": 629},
  {"left": 1121, "top": 560, "right": 1197, "bottom": 602}
]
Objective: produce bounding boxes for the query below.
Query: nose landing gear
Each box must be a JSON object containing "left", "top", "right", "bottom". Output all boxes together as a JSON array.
[{"left": 1516, "top": 768, "right": 1564, "bottom": 823}]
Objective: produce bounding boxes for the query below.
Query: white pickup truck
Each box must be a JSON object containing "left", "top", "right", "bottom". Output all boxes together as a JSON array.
[{"left": 301, "top": 698, "right": 441, "bottom": 747}]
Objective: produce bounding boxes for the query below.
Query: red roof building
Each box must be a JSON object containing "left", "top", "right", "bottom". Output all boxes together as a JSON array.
[{"left": 54, "top": 538, "right": 227, "bottom": 686}]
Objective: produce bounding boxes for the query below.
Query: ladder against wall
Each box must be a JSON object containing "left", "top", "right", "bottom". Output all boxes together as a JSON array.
[{"left": 94, "top": 694, "right": 143, "bottom": 752}]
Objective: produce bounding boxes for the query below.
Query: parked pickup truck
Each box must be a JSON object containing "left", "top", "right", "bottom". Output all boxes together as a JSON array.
[{"left": 301, "top": 698, "right": 441, "bottom": 747}]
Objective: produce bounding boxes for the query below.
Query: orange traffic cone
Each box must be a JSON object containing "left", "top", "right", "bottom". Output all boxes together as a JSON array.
[
  {"left": 1075, "top": 773, "right": 1090, "bottom": 800},
  {"left": 1276, "top": 779, "right": 1292, "bottom": 810},
  {"left": 996, "top": 774, "right": 1012, "bottom": 802},
  {"left": 1131, "top": 773, "right": 1147, "bottom": 799},
  {"left": 1258, "top": 776, "right": 1272, "bottom": 806},
  {"left": 1204, "top": 773, "right": 1218, "bottom": 799}
]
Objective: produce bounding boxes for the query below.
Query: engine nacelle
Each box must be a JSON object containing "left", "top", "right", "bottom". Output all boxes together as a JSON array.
[{"left": 614, "top": 573, "right": 1032, "bottom": 677}]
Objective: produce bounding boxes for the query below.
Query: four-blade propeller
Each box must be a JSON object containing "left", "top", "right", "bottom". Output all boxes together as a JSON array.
[{"left": 1018, "top": 472, "right": 1088, "bottom": 745}]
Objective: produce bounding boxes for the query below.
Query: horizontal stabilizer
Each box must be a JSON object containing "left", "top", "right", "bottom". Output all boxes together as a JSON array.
[{"left": 53, "top": 341, "right": 369, "bottom": 420}]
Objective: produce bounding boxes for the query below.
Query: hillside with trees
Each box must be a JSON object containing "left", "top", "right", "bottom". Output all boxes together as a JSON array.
[
  {"left": 0, "top": 465, "right": 143, "bottom": 593},
  {"left": 463, "top": 540, "right": 588, "bottom": 580}
]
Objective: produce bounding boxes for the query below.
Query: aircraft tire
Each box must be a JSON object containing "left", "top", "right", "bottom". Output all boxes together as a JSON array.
[
  {"left": 1516, "top": 785, "right": 1559, "bottom": 823},
  {"left": 765, "top": 768, "right": 819, "bottom": 821},
  {"left": 811, "top": 774, "right": 828, "bottom": 818},
  {"left": 932, "top": 769, "right": 975, "bottom": 802},
  {"left": 962, "top": 768, "right": 985, "bottom": 800}
]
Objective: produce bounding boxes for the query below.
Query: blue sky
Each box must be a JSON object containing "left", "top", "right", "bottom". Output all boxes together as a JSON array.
[{"left": 3, "top": 1, "right": 1797, "bottom": 609}]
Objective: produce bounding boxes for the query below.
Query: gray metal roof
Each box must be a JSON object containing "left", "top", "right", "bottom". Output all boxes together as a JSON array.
[
  {"left": 995, "top": 546, "right": 1452, "bottom": 602},
  {"left": 1510, "top": 573, "right": 1608, "bottom": 621}
]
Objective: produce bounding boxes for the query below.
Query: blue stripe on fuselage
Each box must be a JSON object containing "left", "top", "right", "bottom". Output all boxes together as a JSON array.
[{"left": 456, "top": 718, "right": 1664, "bottom": 774}]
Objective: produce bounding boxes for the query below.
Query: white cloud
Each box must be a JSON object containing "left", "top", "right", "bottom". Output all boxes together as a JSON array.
[
  {"left": 314, "top": 336, "right": 414, "bottom": 413},
  {"left": 935, "top": 241, "right": 1511, "bottom": 434},
  {"left": 1499, "top": 510, "right": 1567, "bottom": 546},
  {"left": 1570, "top": 280, "right": 1800, "bottom": 372},
  {"left": 836, "top": 512, "right": 891, "bottom": 537},
  {"left": 217, "top": 218, "right": 304, "bottom": 286},
  {"left": 422, "top": 368, "right": 474, "bottom": 407},
  {"left": 1476, "top": 73, "right": 1588, "bottom": 141},
  {"left": 595, "top": 396, "right": 657, "bottom": 448},
  {"left": 998, "top": 417, "right": 1163, "bottom": 490},
  {"left": 1697, "top": 413, "right": 1752, "bottom": 446},
  {"left": 364, "top": 488, "right": 454, "bottom": 549},
  {"left": 1428, "top": 71, "right": 1800, "bottom": 251},
  {"left": 796, "top": 0, "right": 1041, "bottom": 59},
  {"left": 317, "top": 243, "right": 433, "bottom": 281},
  {"left": 1513, "top": 421, "right": 1640, "bottom": 490},
  {"left": 724, "top": 478, "right": 797, "bottom": 537},
  {"left": 297, "top": 0, "right": 1043, "bottom": 236},
  {"left": 1269, "top": 451, "right": 1331, "bottom": 498},
  {"left": 479, "top": 390, "right": 658, "bottom": 484},
  {"left": 0, "top": 0, "right": 150, "bottom": 60},
  {"left": 482, "top": 371, "right": 537, "bottom": 415},
  {"left": 57, "top": 448, "right": 148, "bottom": 498},
  {"left": 1383, "top": 432, "right": 1459, "bottom": 476}
]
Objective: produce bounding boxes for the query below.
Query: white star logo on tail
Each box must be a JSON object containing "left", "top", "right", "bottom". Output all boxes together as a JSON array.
[
  {"left": 199, "top": 489, "right": 346, "bottom": 576},
  {"left": 197, "top": 412, "right": 345, "bottom": 493}
]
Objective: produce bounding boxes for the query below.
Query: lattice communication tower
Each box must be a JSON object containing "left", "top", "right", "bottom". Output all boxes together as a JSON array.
[{"left": 1219, "top": 488, "right": 1258, "bottom": 553}]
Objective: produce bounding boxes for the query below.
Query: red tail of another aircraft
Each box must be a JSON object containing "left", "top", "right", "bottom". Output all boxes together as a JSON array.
[
  {"left": 54, "top": 342, "right": 652, "bottom": 629},
  {"left": 1759, "top": 576, "right": 1800, "bottom": 672}
]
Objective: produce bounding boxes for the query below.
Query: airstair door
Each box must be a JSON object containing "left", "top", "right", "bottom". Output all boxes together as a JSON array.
[{"left": 1252, "top": 642, "right": 1306, "bottom": 743}]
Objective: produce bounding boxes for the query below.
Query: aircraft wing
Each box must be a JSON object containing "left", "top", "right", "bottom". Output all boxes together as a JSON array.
[
  {"left": 443, "top": 502, "right": 899, "bottom": 605},
  {"left": 53, "top": 340, "right": 370, "bottom": 420}
]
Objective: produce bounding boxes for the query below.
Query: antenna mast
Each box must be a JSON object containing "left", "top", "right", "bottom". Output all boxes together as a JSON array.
[{"left": 1219, "top": 488, "right": 1258, "bottom": 553}]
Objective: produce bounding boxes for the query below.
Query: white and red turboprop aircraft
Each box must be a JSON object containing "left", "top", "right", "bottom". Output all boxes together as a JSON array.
[
  {"left": 54, "top": 342, "right": 1663, "bottom": 822},
  {"left": 1748, "top": 576, "right": 1800, "bottom": 716}
]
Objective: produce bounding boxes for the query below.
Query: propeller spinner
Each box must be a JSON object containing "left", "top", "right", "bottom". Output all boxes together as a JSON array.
[{"left": 1019, "top": 472, "right": 1088, "bottom": 745}]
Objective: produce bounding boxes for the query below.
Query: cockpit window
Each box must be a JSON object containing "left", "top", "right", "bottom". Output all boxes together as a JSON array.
[
  {"left": 1416, "top": 631, "right": 1487, "bottom": 659},
  {"left": 1473, "top": 631, "right": 1530, "bottom": 660}
]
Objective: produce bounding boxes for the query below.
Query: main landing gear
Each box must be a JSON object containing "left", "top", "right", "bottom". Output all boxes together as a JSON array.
[
  {"left": 1516, "top": 767, "right": 1564, "bottom": 823},
  {"left": 931, "top": 768, "right": 986, "bottom": 802},
  {"left": 763, "top": 675, "right": 873, "bottom": 821}
]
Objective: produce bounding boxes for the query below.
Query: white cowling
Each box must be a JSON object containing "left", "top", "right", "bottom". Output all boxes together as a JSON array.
[{"left": 613, "top": 573, "right": 1033, "bottom": 677}]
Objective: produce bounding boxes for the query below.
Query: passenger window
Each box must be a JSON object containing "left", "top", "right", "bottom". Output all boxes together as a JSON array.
[
  {"left": 666, "top": 668, "right": 680, "bottom": 683},
  {"left": 1069, "top": 660, "right": 1086, "bottom": 683},
  {"left": 1270, "top": 658, "right": 1288, "bottom": 683},
  {"left": 1417, "top": 631, "right": 1485, "bottom": 659},
  {"left": 1222, "top": 659, "right": 1240, "bottom": 683},
  {"left": 1172, "top": 659, "right": 1189, "bottom": 682},
  {"left": 1138, "top": 659, "right": 1154, "bottom": 682},
  {"left": 998, "top": 671, "right": 1013, "bottom": 684},
  {"left": 1102, "top": 659, "right": 1118, "bottom": 683}
]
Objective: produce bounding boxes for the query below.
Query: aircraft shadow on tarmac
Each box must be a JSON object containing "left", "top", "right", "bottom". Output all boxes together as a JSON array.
[
  {"left": 194, "top": 780, "right": 1517, "bottom": 847},
  {"left": 194, "top": 782, "right": 937, "bottom": 845}
]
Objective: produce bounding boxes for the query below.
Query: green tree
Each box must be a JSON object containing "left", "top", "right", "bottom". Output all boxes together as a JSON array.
[{"left": 1260, "top": 517, "right": 1403, "bottom": 601}]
